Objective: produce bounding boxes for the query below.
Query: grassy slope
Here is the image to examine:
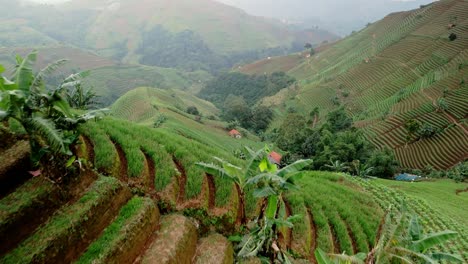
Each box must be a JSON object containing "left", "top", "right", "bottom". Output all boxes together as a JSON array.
[
  {"left": 243, "top": 0, "right": 468, "bottom": 170},
  {"left": 111, "top": 87, "right": 264, "bottom": 153},
  {"left": 377, "top": 179, "right": 468, "bottom": 225}
]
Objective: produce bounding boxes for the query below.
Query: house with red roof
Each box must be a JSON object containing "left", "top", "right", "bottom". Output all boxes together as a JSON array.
[
  {"left": 229, "top": 129, "right": 242, "bottom": 139},
  {"left": 268, "top": 151, "right": 282, "bottom": 166}
]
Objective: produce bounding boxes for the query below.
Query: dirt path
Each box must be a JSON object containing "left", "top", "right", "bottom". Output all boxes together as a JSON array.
[
  {"left": 206, "top": 174, "right": 216, "bottom": 210},
  {"left": 113, "top": 141, "right": 128, "bottom": 180},
  {"left": 307, "top": 209, "right": 318, "bottom": 264},
  {"left": 81, "top": 136, "right": 95, "bottom": 165},
  {"left": 172, "top": 157, "right": 187, "bottom": 204},
  {"left": 143, "top": 152, "right": 156, "bottom": 192}
]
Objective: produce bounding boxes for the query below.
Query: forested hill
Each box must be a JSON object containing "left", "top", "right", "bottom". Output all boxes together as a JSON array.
[
  {"left": 0, "top": 0, "right": 338, "bottom": 72},
  {"left": 239, "top": 0, "right": 468, "bottom": 170}
]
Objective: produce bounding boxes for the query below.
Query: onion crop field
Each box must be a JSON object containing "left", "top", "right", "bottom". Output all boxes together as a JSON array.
[
  {"left": 352, "top": 177, "right": 468, "bottom": 262},
  {"left": 286, "top": 172, "right": 383, "bottom": 260}
]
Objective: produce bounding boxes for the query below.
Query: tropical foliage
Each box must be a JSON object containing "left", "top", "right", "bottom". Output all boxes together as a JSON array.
[{"left": 0, "top": 51, "right": 103, "bottom": 165}]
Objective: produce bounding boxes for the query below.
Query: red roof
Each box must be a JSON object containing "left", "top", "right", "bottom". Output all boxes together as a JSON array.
[
  {"left": 268, "top": 151, "right": 282, "bottom": 164},
  {"left": 229, "top": 129, "right": 241, "bottom": 136}
]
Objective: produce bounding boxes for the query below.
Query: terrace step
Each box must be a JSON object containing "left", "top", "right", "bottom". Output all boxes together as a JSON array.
[
  {"left": 0, "top": 177, "right": 61, "bottom": 257},
  {"left": 0, "top": 141, "right": 31, "bottom": 199},
  {"left": 0, "top": 176, "right": 132, "bottom": 264},
  {"left": 76, "top": 196, "right": 160, "bottom": 264},
  {"left": 139, "top": 214, "right": 198, "bottom": 264},
  {"left": 0, "top": 169, "right": 97, "bottom": 257},
  {"left": 193, "top": 233, "right": 234, "bottom": 264}
]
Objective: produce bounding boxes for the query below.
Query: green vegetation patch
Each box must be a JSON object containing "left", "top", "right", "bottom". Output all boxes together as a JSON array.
[
  {"left": 288, "top": 172, "right": 383, "bottom": 256},
  {"left": 1, "top": 176, "right": 122, "bottom": 264},
  {"left": 0, "top": 178, "right": 57, "bottom": 231}
]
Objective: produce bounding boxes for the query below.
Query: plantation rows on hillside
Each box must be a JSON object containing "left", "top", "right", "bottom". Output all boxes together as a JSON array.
[{"left": 252, "top": 0, "right": 468, "bottom": 170}]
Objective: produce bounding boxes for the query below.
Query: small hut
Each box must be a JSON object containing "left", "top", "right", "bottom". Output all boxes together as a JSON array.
[{"left": 229, "top": 129, "right": 242, "bottom": 139}]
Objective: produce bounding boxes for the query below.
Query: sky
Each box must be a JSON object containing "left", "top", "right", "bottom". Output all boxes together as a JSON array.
[{"left": 27, "top": 0, "right": 436, "bottom": 35}]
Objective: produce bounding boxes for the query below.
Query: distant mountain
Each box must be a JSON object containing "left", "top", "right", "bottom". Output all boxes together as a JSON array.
[
  {"left": 239, "top": 0, "right": 468, "bottom": 170},
  {"left": 0, "top": 0, "right": 339, "bottom": 71},
  {"left": 217, "top": 0, "right": 435, "bottom": 36}
]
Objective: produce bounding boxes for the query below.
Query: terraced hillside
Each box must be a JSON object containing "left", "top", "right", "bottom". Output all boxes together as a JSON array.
[
  {"left": 247, "top": 0, "right": 468, "bottom": 170},
  {"left": 1, "top": 115, "right": 467, "bottom": 263}
]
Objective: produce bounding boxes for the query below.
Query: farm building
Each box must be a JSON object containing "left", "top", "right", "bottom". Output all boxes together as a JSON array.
[
  {"left": 395, "top": 173, "right": 422, "bottom": 182},
  {"left": 268, "top": 151, "right": 282, "bottom": 166},
  {"left": 229, "top": 129, "right": 242, "bottom": 139}
]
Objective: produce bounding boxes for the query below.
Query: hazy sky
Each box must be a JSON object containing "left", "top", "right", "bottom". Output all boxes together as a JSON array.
[{"left": 27, "top": 0, "right": 435, "bottom": 35}]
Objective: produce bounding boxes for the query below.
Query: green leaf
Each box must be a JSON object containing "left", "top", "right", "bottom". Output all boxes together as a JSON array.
[
  {"left": 31, "top": 59, "right": 68, "bottom": 91},
  {"left": 410, "top": 231, "right": 458, "bottom": 253},
  {"left": 429, "top": 252, "right": 463, "bottom": 262},
  {"left": 15, "top": 51, "right": 37, "bottom": 92},
  {"left": 265, "top": 195, "right": 278, "bottom": 219},
  {"left": 66, "top": 156, "right": 76, "bottom": 168},
  {"left": 0, "top": 64, "right": 4, "bottom": 73},
  {"left": 52, "top": 98, "right": 74, "bottom": 117},
  {"left": 277, "top": 159, "right": 313, "bottom": 178},
  {"left": 25, "top": 117, "right": 66, "bottom": 154},
  {"left": 253, "top": 186, "right": 277, "bottom": 198},
  {"left": 408, "top": 215, "right": 422, "bottom": 241},
  {"left": 315, "top": 248, "right": 334, "bottom": 264},
  {"left": 0, "top": 110, "right": 7, "bottom": 121}
]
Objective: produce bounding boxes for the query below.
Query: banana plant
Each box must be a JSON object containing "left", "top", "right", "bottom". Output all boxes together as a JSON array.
[
  {"left": 238, "top": 149, "right": 312, "bottom": 262},
  {"left": 369, "top": 210, "right": 462, "bottom": 264},
  {"left": 0, "top": 51, "right": 105, "bottom": 164},
  {"left": 196, "top": 146, "right": 265, "bottom": 225}
]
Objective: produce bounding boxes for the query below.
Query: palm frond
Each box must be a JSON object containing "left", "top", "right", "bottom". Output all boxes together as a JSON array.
[
  {"left": 25, "top": 116, "right": 67, "bottom": 154},
  {"left": 195, "top": 162, "right": 237, "bottom": 182},
  {"left": 429, "top": 252, "right": 463, "bottom": 262},
  {"left": 410, "top": 231, "right": 458, "bottom": 253},
  {"left": 14, "top": 51, "right": 37, "bottom": 92},
  {"left": 277, "top": 159, "right": 313, "bottom": 178},
  {"left": 31, "top": 59, "right": 68, "bottom": 91}
]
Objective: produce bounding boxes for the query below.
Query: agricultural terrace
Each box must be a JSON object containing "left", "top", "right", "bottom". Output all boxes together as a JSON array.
[
  {"left": 353, "top": 177, "right": 468, "bottom": 262},
  {"left": 286, "top": 172, "right": 383, "bottom": 261},
  {"left": 79, "top": 117, "right": 258, "bottom": 221},
  {"left": 254, "top": 0, "right": 468, "bottom": 170}
]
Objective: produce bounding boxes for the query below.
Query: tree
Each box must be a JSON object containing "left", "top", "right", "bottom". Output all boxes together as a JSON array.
[
  {"left": 276, "top": 113, "right": 308, "bottom": 153},
  {"left": 186, "top": 106, "right": 200, "bottom": 116},
  {"left": 326, "top": 107, "right": 352, "bottom": 132},
  {"left": 304, "top": 43, "right": 312, "bottom": 49},
  {"left": 404, "top": 119, "right": 421, "bottom": 137},
  {"left": 449, "top": 33, "right": 457, "bottom": 41},
  {"left": 309, "top": 107, "right": 320, "bottom": 128},
  {"left": 310, "top": 48, "right": 316, "bottom": 56},
  {"left": 222, "top": 95, "right": 252, "bottom": 124},
  {"left": 418, "top": 123, "right": 437, "bottom": 139},
  {"left": 367, "top": 148, "right": 399, "bottom": 178},
  {"left": 436, "top": 98, "right": 449, "bottom": 112},
  {"left": 251, "top": 106, "right": 274, "bottom": 133}
]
